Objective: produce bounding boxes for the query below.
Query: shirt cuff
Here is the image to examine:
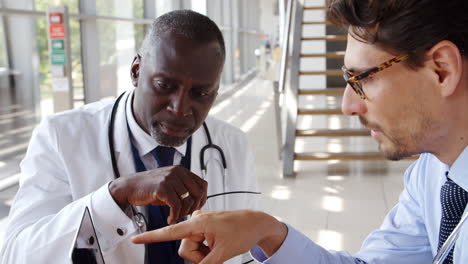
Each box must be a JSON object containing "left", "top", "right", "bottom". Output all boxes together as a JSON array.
[
  {"left": 250, "top": 223, "right": 318, "bottom": 264},
  {"left": 89, "top": 182, "right": 139, "bottom": 250}
]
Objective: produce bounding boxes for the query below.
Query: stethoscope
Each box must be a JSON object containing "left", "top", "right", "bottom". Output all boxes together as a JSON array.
[
  {"left": 108, "top": 92, "right": 260, "bottom": 197},
  {"left": 108, "top": 92, "right": 259, "bottom": 263},
  {"left": 108, "top": 92, "right": 228, "bottom": 181}
]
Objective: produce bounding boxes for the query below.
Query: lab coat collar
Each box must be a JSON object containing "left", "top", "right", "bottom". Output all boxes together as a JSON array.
[
  {"left": 113, "top": 89, "right": 205, "bottom": 178},
  {"left": 113, "top": 90, "right": 137, "bottom": 178},
  {"left": 190, "top": 121, "right": 206, "bottom": 178}
]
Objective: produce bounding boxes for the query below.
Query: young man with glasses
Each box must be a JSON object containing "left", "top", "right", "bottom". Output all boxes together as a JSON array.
[{"left": 132, "top": 0, "right": 468, "bottom": 263}]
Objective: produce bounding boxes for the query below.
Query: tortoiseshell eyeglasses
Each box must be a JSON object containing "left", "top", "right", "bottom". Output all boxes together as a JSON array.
[{"left": 341, "top": 54, "right": 409, "bottom": 100}]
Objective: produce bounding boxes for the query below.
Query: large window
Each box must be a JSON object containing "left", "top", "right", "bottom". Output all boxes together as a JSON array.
[
  {"left": 34, "top": 0, "right": 79, "bottom": 13},
  {"left": 0, "top": 20, "right": 7, "bottom": 68},
  {"left": 97, "top": 20, "right": 140, "bottom": 97},
  {"left": 1, "top": 0, "right": 261, "bottom": 112},
  {"left": 96, "top": 0, "right": 144, "bottom": 18}
]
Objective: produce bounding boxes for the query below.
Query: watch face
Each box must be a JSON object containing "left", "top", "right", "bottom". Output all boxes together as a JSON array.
[{"left": 69, "top": 207, "right": 105, "bottom": 264}]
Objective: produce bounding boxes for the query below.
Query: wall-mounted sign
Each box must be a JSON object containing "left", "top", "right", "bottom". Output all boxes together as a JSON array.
[
  {"left": 52, "top": 77, "right": 70, "bottom": 92},
  {"left": 51, "top": 65, "right": 65, "bottom": 77},
  {"left": 49, "top": 13, "right": 63, "bottom": 24},
  {"left": 51, "top": 39, "right": 64, "bottom": 51},
  {"left": 51, "top": 52, "right": 67, "bottom": 65},
  {"left": 49, "top": 24, "right": 65, "bottom": 38},
  {"left": 47, "top": 5, "right": 73, "bottom": 113}
]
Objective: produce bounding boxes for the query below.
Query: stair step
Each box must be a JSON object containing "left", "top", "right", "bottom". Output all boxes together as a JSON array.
[
  {"left": 300, "top": 70, "right": 342, "bottom": 76},
  {"left": 302, "top": 35, "right": 347, "bottom": 41},
  {"left": 298, "top": 88, "right": 345, "bottom": 95},
  {"left": 295, "top": 152, "right": 419, "bottom": 161},
  {"left": 298, "top": 108, "right": 343, "bottom": 115},
  {"left": 296, "top": 129, "right": 370, "bottom": 137},
  {"left": 303, "top": 21, "right": 331, "bottom": 25},
  {"left": 304, "top": 6, "right": 328, "bottom": 10},
  {"left": 301, "top": 51, "right": 345, "bottom": 58}
]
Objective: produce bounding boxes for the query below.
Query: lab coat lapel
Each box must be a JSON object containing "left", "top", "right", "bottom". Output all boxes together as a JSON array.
[
  {"left": 113, "top": 90, "right": 137, "bottom": 178},
  {"left": 191, "top": 120, "right": 225, "bottom": 211},
  {"left": 190, "top": 125, "right": 204, "bottom": 178}
]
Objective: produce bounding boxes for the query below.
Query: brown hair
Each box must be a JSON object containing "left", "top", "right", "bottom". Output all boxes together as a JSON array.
[{"left": 327, "top": 0, "right": 468, "bottom": 67}]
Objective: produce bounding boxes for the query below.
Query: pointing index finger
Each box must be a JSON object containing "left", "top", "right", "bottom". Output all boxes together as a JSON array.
[{"left": 132, "top": 219, "right": 201, "bottom": 244}]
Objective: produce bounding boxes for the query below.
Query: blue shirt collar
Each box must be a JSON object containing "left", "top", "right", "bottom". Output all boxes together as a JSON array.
[{"left": 446, "top": 145, "right": 468, "bottom": 192}]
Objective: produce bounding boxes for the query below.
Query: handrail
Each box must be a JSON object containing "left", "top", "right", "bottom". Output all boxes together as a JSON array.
[
  {"left": 274, "top": 0, "right": 295, "bottom": 160},
  {"left": 278, "top": 0, "right": 295, "bottom": 94},
  {"left": 281, "top": 0, "right": 304, "bottom": 177}
]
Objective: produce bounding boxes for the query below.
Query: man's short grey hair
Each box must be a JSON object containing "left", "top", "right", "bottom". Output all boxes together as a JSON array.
[{"left": 139, "top": 10, "right": 226, "bottom": 61}]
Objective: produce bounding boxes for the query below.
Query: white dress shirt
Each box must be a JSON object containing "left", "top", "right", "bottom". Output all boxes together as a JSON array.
[
  {"left": 126, "top": 91, "right": 188, "bottom": 169},
  {"left": 252, "top": 146, "right": 468, "bottom": 264}
]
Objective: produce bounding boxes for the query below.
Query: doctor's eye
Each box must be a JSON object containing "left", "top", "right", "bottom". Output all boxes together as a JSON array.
[
  {"left": 192, "top": 90, "right": 215, "bottom": 104},
  {"left": 153, "top": 80, "right": 177, "bottom": 95},
  {"left": 193, "top": 91, "right": 209, "bottom": 98}
]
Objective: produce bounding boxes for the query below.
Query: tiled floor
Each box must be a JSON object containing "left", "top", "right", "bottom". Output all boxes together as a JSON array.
[{"left": 0, "top": 76, "right": 413, "bottom": 255}]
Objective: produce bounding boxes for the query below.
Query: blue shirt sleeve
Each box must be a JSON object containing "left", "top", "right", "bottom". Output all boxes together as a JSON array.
[
  {"left": 250, "top": 224, "right": 366, "bottom": 264},
  {"left": 250, "top": 159, "right": 434, "bottom": 264},
  {"left": 354, "top": 161, "right": 433, "bottom": 263}
]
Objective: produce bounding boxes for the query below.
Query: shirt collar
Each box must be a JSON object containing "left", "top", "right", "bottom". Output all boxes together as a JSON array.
[
  {"left": 126, "top": 91, "right": 187, "bottom": 157},
  {"left": 446, "top": 145, "right": 468, "bottom": 192}
]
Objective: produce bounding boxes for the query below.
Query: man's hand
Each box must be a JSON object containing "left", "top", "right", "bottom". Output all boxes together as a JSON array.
[
  {"left": 131, "top": 210, "right": 288, "bottom": 264},
  {"left": 109, "top": 165, "right": 207, "bottom": 224}
]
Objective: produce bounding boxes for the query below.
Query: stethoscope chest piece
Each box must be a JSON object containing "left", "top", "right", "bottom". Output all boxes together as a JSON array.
[{"left": 133, "top": 212, "right": 147, "bottom": 232}]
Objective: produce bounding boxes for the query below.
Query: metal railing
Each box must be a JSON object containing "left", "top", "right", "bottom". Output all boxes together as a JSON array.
[
  {"left": 275, "top": 0, "right": 304, "bottom": 178},
  {"left": 274, "top": 0, "right": 294, "bottom": 160}
]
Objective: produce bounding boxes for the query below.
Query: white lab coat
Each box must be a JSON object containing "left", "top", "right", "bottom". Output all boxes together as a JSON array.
[{"left": 1, "top": 91, "right": 257, "bottom": 264}]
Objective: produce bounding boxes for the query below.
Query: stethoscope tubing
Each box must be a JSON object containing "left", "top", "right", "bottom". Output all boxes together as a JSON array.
[
  {"left": 108, "top": 92, "right": 228, "bottom": 179},
  {"left": 207, "top": 191, "right": 261, "bottom": 199}
]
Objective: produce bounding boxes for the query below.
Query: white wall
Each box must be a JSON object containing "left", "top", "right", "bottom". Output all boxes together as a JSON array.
[{"left": 259, "top": 0, "right": 279, "bottom": 43}]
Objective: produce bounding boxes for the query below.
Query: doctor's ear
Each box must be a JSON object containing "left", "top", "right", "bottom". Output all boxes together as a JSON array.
[{"left": 131, "top": 54, "right": 141, "bottom": 87}]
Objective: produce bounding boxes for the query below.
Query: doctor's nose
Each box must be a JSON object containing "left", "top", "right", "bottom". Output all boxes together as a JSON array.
[
  {"left": 341, "top": 84, "right": 367, "bottom": 116},
  {"left": 167, "top": 90, "right": 193, "bottom": 117}
]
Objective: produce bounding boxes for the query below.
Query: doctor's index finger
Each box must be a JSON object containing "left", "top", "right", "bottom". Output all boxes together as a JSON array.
[{"left": 132, "top": 219, "right": 202, "bottom": 244}]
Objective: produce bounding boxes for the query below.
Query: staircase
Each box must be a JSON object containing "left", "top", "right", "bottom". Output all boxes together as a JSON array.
[{"left": 280, "top": 0, "right": 412, "bottom": 178}]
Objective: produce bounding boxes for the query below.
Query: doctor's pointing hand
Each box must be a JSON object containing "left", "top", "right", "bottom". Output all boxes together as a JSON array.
[{"left": 109, "top": 165, "right": 208, "bottom": 225}]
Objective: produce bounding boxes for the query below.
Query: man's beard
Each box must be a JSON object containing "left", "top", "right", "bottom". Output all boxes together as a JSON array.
[
  {"left": 359, "top": 116, "right": 417, "bottom": 161},
  {"left": 150, "top": 122, "right": 192, "bottom": 147}
]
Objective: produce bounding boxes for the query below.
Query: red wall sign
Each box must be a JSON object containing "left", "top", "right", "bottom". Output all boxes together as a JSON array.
[
  {"left": 49, "top": 24, "right": 65, "bottom": 39},
  {"left": 49, "top": 13, "right": 63, "bottom": 24}
]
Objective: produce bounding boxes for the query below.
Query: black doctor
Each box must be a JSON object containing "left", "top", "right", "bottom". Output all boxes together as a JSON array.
[
  {"left": 109, "top": 13, "right": 225, "bottom": 225},
  {"left": 2, "top": 9, "right": 258, "bottom": 264}
]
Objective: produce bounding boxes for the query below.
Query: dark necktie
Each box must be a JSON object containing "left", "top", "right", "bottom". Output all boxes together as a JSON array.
[
  {"left": 147, "top": 146, "right": 184, "bottom": 264},
  {"left": 437, "top": 176, "right": 468, "bottom": 264}
]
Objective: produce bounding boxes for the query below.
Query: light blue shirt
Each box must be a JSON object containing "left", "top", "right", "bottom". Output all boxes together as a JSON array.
[{"left": 252, "top": 146, "right": 468, "bottom": 263}]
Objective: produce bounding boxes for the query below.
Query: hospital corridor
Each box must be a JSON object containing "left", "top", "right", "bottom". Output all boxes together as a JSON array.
[
  {"left": 0, "top": 74, "right": 412, "bottom": 253},
  {"left": 0, "top": 0, "right": 430, "bottom": 263}
]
